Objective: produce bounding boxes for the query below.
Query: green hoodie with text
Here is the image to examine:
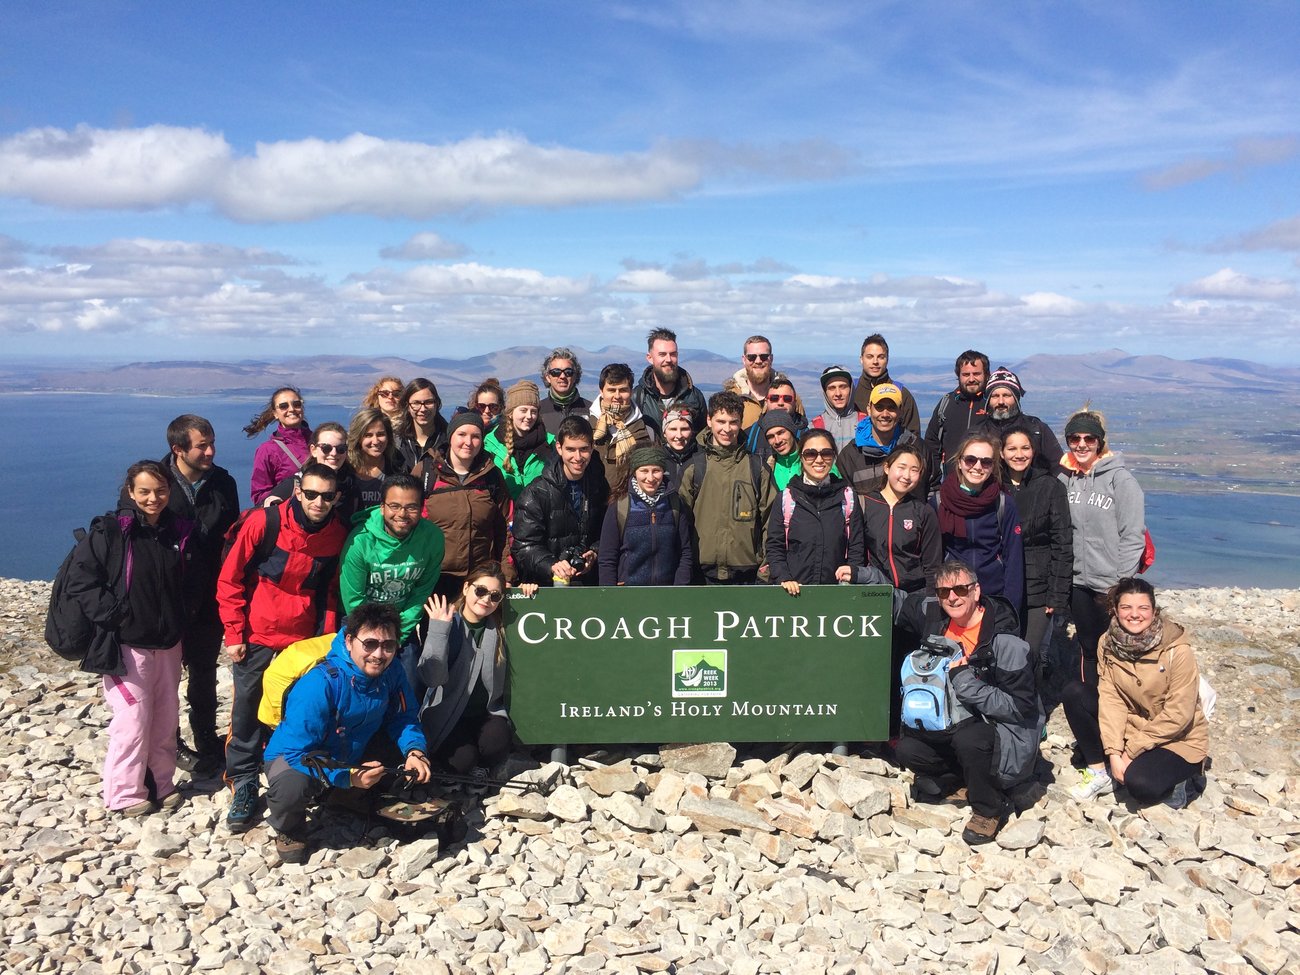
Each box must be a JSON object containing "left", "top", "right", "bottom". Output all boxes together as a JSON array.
[{"left": 339, "top": 505, "right": 445, "bottom": 639}]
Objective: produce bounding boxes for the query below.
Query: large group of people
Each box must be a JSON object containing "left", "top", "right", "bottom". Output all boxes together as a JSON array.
[{"left": 59, "top": 327, "right": 1210, "bottom": 862}]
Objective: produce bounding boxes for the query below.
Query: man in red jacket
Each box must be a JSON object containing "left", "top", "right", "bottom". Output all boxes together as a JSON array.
[{"left": 216, "top": 462, "right": 349, "bottom": 834}]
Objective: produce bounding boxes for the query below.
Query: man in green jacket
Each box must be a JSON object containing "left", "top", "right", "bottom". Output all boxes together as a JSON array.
[
  {"left": 677, "top": 390, "right": 776, "bottom": 585},
  {"left": 339, "top": 474, "right": 444, "bottom": 700}
]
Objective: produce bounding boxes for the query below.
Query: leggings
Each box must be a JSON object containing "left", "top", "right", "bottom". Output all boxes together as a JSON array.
[
  {"left": 1125, "top": 748, "right": 1202, "bottom": 805},
  {"left": 1069, "top": 586, "right": 1109, "bottom": 683}
]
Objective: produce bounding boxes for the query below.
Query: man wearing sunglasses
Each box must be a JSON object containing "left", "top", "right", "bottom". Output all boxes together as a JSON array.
[
  {"left": 893, "top": 559, "right": 1042, "bottom": 847},
  {"left": 632, "top": 327, "right": 707, "bottom": 440},
  {"left": 722, "top": 334, "right": 778, "bottom": 432},
  {"left": 538, "top": 347, "right": 592, "bottom": 437},
  {"left": 216, "top": 462, "right": 350, "bottom": 834},
  {"left": 263, "top": 602, "right": 430, "bottom": 865}
]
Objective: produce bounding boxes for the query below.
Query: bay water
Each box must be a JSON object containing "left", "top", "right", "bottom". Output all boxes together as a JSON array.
[{"left": 3, "top": 392, "right": 1296, "bottom": 589}]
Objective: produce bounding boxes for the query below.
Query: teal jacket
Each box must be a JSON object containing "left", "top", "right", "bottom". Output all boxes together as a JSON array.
[{"left": 339, "top": 506, "right": 444, "bottom": 639}]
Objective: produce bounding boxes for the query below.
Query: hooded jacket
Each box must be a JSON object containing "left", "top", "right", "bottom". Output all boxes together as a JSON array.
[
  {"left": 1057, "top": 451, "right": 1146, "bottom": 592},
  {"left": 413, "top": 447, "right": 510, "bottom": 578},
  {"left": 339, "top": 506, "right": 445, "bottom": 639},
  {"left": 677, "top": 430, "right": 776, "bottom": 580},
  {"left": 264, "top": 630, "right": 426, "bottom": 787},
  {"left": 633, "top": 366, "right": 707, "bottom": 440},
  {"left": 511, "top": 452, "right": 610, "bottom": 585},
  {"left": 897, "top": 592, "right": 1042, "bottom": 788},
  {"left": 851, "top": 371, "right": 920, "bottom": 437},
  {"left": 216, "top": 500, "right": 348, "bottom": 650},
  {"left": 765, "top": 475, "right": 865, "bottom": 586},
  {"left": 418, "top": 615, "right": 508, "bottom": 752},
  {"left": 1005, "top": 465, "right": 1072, "bottom": 611},
  {"left": 811, "top": 403, "right": 866, "bottom": 449},
  {"left": 482, "top": 424, "right": 556, "bottom": 501},
  {"left": 1098, "top": 616, "right": 1208, "bottom": 766},
  {"left": 251, "top": 424, "right": 312, "bottom": 505},
  {"left": 861, "top": 492, "right": 942, "bottom": 594}
]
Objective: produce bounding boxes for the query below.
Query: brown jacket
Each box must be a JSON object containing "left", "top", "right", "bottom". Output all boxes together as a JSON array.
[
  {"left": 1097, "top": 617, "right": 1208, "bottom": 765},
  {"left": 413, "top": 448, "right": 511, "bottom": 579}
]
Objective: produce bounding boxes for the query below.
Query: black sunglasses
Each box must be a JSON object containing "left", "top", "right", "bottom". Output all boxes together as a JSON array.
[
  {"left": 960, "top": 455, "right": 995, "bottom": 470},
  {"left": 315, "top": 443, "right": 345, "bottom": 454},
  {"left": 300, "top": 488, "right": 337, "bottom": 502},
  {"left": 745, "top": 353, "right": 772, "bottom": 363},
  {"left": 275, "top": 399, "right": 304, "bottom": 411},
  {"left": 471, "top": 584, "right": 505, "bottom": 604},
  {"left": 547, "top": 367, "right": 576, "bottom": 378},
  {"left": 935, "top": 583, "right": 977, "bottom": 599}
]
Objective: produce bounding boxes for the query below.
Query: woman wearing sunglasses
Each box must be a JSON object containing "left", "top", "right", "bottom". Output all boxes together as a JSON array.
[
  {"left": 419, "top": 563, "right": 536, "bottom": 776},
  {"left": 245, "top": 386, "right": 312, "bottom": 504},
  {"left": 465, "top": 378, "right": 504, "bottom": 432},
  {"left": 1057, "top": 408, "right": 1146, "bottom": 685},
  {"left": 933, "top": 432, "right": 1024, "bottom": 609},
  {"left": 263, "top": 422, "right": 363, "bottom": 522},
  {"left": 361, "top": 376, "right": 405, "bottom": 425},
  {"left": 765, "top": 429, "right": 866, "bottom": 594}
]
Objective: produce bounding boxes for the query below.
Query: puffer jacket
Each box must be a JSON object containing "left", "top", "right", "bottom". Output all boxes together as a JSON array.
[
  {"left": 897, "top": 593, "right": 1042, "bottom": 788},
  {"left": 1058, "top": 451, "right": 1146, "bottom": 591},
  {"left": 413, "top": 447, "right": 510, "bottom": 578},
  {"left": 677, "top": 431, "right": 775, "bottom": 581},
  {"left": 1006, "top": 465, "right": 1072, "bottom": 611},
  {"left": 511, "top": 453, "right": 609, "bottom": 585},
  {"left": 1098, "top": 616, "right": 1208, "bottom": 766},
  {"left": 765, "top": 475, "right": 865, "bottom": 585}
]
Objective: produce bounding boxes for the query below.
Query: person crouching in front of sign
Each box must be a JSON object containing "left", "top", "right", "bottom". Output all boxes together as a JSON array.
[
  {"left": 262, "top": 602, "right": 431, "bottom": 865},
  {"left": 677, "top": 390, "right": 776, "bottom": 585},
  {"left": 419, "top": 563, "right": 538, "bottom": 776},
  {"left": 597, "top": 446, "right": 697, "bottom": 586},
  {"left": 893, "top": 559, "right": 1042, "bottom": 846},
  {"left": 511, "top": 415, "right": 610, "bottom": 586}
]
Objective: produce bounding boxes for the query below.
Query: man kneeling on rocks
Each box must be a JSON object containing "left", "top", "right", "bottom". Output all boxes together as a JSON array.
[
  {"left": 893, "top": 559, "right": 1042, "bottom": 845},
  {"left": 262, "top": 602, "right": 431, "bottom": 864}
]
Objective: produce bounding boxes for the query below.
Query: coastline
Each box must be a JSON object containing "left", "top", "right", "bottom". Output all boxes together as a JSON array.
[{"left": 2, "top": 578, "right": 1298, "bottom": 971}]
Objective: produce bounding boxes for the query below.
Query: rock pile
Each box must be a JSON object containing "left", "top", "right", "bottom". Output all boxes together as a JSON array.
[{"left": 1, "top": 578, "right": 1297, "bottom": 973}]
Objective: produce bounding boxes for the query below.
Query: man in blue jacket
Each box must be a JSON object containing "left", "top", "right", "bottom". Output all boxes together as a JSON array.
[{"left": 262, "top": 602, "right": 431, "bottom": 864}]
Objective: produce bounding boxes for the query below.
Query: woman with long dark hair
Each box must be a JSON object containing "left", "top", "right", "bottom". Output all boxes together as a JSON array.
[
  {"left": 861, "top": 443, "right": 941, "bottom": 594},
  {"left": 933, "top": 432, "right": 1024, "bottom": 608},
  {"left": 246, "top": 386, "right": 311, "bottom": 504},
  {"left": 394, "top": 378, "right": 448, "bottom": 471}
]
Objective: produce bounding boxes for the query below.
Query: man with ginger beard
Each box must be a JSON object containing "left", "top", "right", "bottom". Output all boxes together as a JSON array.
[{"left": 723, "top": 334, "right": 777, "bottom": 433}]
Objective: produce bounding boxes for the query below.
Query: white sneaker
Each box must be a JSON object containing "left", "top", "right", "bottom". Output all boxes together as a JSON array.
[{"left": 1069, "top": 767, "right": 1113, "bottom": 801}]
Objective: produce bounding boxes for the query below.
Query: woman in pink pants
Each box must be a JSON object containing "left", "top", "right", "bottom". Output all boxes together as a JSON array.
[{"left": 68, "top": 460, "right": 194, "bottom": 815}]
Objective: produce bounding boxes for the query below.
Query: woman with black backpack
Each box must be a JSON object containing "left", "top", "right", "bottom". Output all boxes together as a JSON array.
[{"left": 64, "top": 460, "right": 194, "bottom": 816}]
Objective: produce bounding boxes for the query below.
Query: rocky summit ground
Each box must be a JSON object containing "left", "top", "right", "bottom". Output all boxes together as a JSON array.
[{"left": 1, "top": 579, "right": 1298, "bottom": 975}]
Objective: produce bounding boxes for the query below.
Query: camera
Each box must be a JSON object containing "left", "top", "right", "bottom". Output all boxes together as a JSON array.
[{"left": 560, "top": 546, "right": 590, "bottom": 575}]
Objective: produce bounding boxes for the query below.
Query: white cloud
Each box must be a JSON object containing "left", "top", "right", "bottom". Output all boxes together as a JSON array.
[
  {"left": 1020, "top": 292, "right": 1088, "bottom": 315},
  {"left": 349, "top": 262, "right": 590, "bottom": 299},
  {"left": 609, "top": 268, "right": 726, "bottom": 293},
  {"left": 1174, "top": 267, "right": 1297, "bottom": 300},
  {"left": 379, "top": 232, "right": 468, "bottom": 261}
]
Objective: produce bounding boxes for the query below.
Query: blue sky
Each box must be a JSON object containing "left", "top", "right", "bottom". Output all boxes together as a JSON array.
[{"left": 2, "top": 1, "right": 1298, "bottom": 363}]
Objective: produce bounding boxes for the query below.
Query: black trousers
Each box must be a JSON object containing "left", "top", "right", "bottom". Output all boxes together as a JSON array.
[
  {"left": 181, "top": 613, "right": 223, "bottom": 751},
  {"left": 895, "top": 719, "right": 1004, "bottom": 818},
  {"left": 265, "top": 735, "right": 403, "bottom": 836},
  {"left": 224, "top": 643, "right": 277, "bottom": 788},
  {"left": 434, "top": 714, "right": 512, "bottom": 774},
  {"left": 1060, "top": 678, "right": 1105, "bottom": 767},
  {"left": 1126, "top": 748, "right": 1202, "bottom": 804},
  {"left": 1069, "top": 586, "right": 1108, "bottom": 683}
]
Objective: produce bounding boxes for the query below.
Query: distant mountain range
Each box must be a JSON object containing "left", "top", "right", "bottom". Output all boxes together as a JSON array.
[{"left": 4, "top": 346, "right": 1298, "bottom": 402}]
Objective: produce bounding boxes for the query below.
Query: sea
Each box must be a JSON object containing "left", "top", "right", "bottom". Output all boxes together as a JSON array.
[{"left": 3, "top": 392, "right": 1297, "bottom": 589}]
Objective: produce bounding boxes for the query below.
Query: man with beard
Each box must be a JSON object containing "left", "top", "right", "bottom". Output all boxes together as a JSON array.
[
  {"left": 723, "top": 335, "right": 777, "bottom": 433},
  {"left": 925, "top": 350, "right": 991, "bottom": 476},
  {"left": 837, "top": 384, "right": 931, "bottom": 502},
  {"left": 632, "top": 328, "right": 707, "bottom": 440},
  {"left": 538, "top": 347, "right": 592, "bottom": 436},
  {"left": 589, "top": 362, "right": 654, "bottom": 497},
  {"left": 851, "top": 334, "right": 920, "bottom": 437},
  {"left": 976, "top": 367, "right": 1063, "bottom": 471}
]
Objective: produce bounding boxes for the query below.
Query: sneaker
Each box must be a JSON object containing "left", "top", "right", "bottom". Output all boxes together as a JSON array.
[
  {"left": 1069, "top": 767, "right": 1113, "bottom": 802},
  {"left": 274, "top": 833, "right": 309, "bottom": 865},
  {"left": 158, "top": 790, "right": 185, "bottom": 812},
  {"left": 226, "top": 781, "right": 260, "bottom": 833},
  {"left": 118, "top": 799, "right": 155, "bottom": 818},
  {"left": 962, "top": 811, "right": 1003, "bottom": 846}
]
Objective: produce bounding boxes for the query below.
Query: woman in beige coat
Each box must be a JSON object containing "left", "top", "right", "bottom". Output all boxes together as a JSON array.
[{"left": 1066, "top": 576, "right": 1209, "bottom": 807}]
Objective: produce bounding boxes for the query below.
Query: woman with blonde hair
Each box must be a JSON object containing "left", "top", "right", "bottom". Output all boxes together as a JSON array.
[
  {"left": 245, "top": 386, "right": 311, "bottom": 504},
  {"left": 362, "top": 376, "right": 405, "bottom": 424},
  {"left": 483, "top": 380, "right": 556, "bottom": 500}
]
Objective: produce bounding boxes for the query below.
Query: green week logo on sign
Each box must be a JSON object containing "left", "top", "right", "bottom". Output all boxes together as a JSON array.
[{"left": 672, "top": 649, "right": 727, "bottom": 698}]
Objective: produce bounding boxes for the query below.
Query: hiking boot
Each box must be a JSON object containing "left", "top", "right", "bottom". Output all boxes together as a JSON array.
[
  {"left": 118, "top": 799, "right": 155, "bottom": 818},
  {"left": 1069, "top": 767, "right": 1113, "bottom": 802},
  {"left": 191, "top": 749, "right": 225, "bottom": 779},
  {"left": 962, "top": 811, "right": 1004, "bottom": 846},
  {"left": 175, "top": 737, "right": 202, "bottom": 773},
  {"left": 274, "top": 832, "right": 309, "bottom": 865},
  {"left": 158, "top": 789, "right": 185, "bottom": 812},
  {"left": 1163, "top": 780, "right": 1190, "bottom": 810},
  {"left": 226, "top": 781, "right": 260, "bottom": 833}
]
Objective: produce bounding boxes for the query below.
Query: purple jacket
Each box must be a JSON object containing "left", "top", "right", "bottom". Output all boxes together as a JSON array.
[{"left": 250, "top": 424, "right": 312, "bottom": 504}]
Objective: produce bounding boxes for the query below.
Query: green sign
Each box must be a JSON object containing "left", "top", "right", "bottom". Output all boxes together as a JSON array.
[{"left": 504, "top": 585, "right": 894, "bottom": 744}]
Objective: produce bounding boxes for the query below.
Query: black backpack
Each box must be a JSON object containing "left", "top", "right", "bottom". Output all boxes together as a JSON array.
[
  {"left": 220, "top": 503, "right": 283, "bottom": 590},
  {"left": 45, "top": 514, "right": 129, "bottom": 663}
]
